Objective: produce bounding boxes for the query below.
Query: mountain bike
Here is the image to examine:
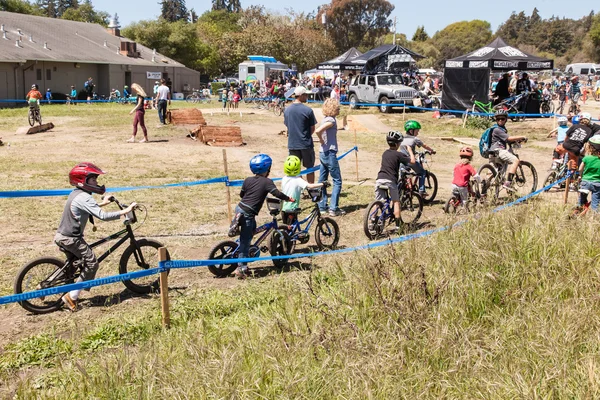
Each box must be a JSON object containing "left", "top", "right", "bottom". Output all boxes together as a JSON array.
[
  {"left": 444, "top": 178, "right": 488, "bottom": 214},
  {"left": 208, "top": 195, "right": 339, "bottom": 277},
  {"left": 540, "top": 95, "right": 555, "bottom": 116},
  {"left": 363, "top": 169, "right": 424, "bottom": 240},
  {"left": 568, "top": 94, "right": 581, "bottom": 115},
  {"left": 273, "top": 98, "right": 286, "bottom": 116},
  {"left": 28, "top": 104, "right": 42, "bottom": 127},
  {"left": 470, "top": 95, "right": 495, "bottom": 117},
  {"left": 410, "top": 151, "right": 438, "bottom": 204},
  {"left": 477, "top": 139, "right": 538, "bottom": 203},
  {"left": 186, "top": 89, "right": 212, "bottom": 104},
  {"left": 14, "top": 197, "right": 167, "bottom": 314},
  {"left": 543, "top": 158, "right": 574, "bottom": 192}
]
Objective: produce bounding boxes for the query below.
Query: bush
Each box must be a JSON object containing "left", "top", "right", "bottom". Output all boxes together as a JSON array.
[{"left": 465, "top": 115, "right": 493, "bottom": 130}]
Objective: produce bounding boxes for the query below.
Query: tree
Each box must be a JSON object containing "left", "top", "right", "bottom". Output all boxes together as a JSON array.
[
  {"left": 588, "top": 13, "right": 600, "bottom": 62},
  {"left": 430, "top": 20, "right": 492, "bottom": 67},
  {"left": 34, "top": 0, "right": 57, "bottom": 18},
  {"left": 496, "top": 11, "right": 527, "bottom": 44},
  {"left": 160, "top": 0, "right": 187, "bottom": 22},
  {"left": 212, "top": 0, "right": 241, "bottom": 13},
  {"left": 318, "top": 0, "right": 394, "bottom": 52},
  {"left": 412, "top": 25, "right": 428, "bottom": 42},
  {"left": 61, "top": 0, "right": 107, "bottom": 25},
  {"left": 56, "top": 0, "right": 78, "bottom": 17},
  {"left": 0, "top": 0, "right": 39, "bottom": 14}
]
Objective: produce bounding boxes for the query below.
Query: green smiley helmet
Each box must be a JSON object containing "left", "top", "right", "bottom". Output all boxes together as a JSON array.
[
  {"left": 404, "top": 120, "right": 421, "bottom": 132},
  {"left": 284, "top": 155, "right": 302, "bottom": 176}
]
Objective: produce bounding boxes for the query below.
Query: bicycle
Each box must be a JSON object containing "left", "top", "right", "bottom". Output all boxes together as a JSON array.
[
  {"left": 363, "top": 168, "right": 424, "bottom": 240},
  {"left": 186, "top": 89, "right": 212, "bottom": 104},
  {"left": 444, "top": 179, "right": 488, "bottom": 214},
  {"left": 540, "top": 94, "right": 555, "bottom": 116},
  {"left": 14, "top": 197, "right": 167, "bottom": 314},
  {"left": 470, "top": 95, "right": 496, "bottom": 117},
  {"left": 477, "top": 139, "right": 538, "bottom": 203},
  {"left": 410, "top": 151, "right": 438, "bottom": 204},
  {"left": 27, "top": 104, "right": 42, "bottom": 127},
  {"left": 568, "top": 94, "right": 581, "bottom": 115},
  {"left": 542, "top": 158, "right": 576, "bottom": 193},
  {"left": 207, "top": 195, "right": 339, "bottom": 277},
  {"left": 273, "top": 98, "right": 286, "bottom": 116}
]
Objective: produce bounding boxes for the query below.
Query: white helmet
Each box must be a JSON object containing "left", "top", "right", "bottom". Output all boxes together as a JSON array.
[
  {"left": 580, "top": 112, "right": 592, "bottom": 121},
  {"left": 557, "top": 116, "right": 568, "bottom": 125}
]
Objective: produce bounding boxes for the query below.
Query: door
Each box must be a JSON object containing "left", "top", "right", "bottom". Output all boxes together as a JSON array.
[
  {"left": 125, "top": 71, "right": 131, "bottom": 88},
  {"left": 0, "top": 71, "right": 7, "bottom": 101}
]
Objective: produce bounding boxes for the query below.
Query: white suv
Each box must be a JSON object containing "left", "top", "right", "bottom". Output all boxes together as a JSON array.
[{"left": 347, "top": 74, "right": 418, "bottom": 113}]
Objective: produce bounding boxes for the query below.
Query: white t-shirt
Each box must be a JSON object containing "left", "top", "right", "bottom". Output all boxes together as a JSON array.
[
  {"left": 157, "top": 85, "right": 170, "bottom": 100},
  {"left": 281, "top": 176, "right": 308, "bottom": 211}
]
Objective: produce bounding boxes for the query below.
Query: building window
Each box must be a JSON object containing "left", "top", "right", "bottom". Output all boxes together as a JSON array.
[
  {"left": 46, "top": 69, "right": 51, "bottom": 80},
  {"left": 248, "top": 66, "right": 256, "bottom": 74},
  {"left": 36, "top": 69, "right": 42, "bottom": 80}
]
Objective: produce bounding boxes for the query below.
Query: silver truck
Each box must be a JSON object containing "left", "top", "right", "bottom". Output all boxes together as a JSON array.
[{"left": 347, "top": 74, "right": 418, "bottom": 113}]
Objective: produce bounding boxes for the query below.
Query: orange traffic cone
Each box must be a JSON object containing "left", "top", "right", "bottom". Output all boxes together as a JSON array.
[{"left": 432, "top": 110, "right": 440, "bottom": 119}]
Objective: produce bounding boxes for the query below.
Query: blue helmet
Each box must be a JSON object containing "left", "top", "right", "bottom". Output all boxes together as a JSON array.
[
  {"left": 572, "top": 116, "right": 580, "bottom": 125},
  {"left": 249, "top": 154, "right": 272, "bottom": 174}
]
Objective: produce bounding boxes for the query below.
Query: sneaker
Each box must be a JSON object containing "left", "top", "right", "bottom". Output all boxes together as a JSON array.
[
  {"left": 138, "top": 138, "right": 148, "bottom": 143},
  {"left": 126, "top": 137, "right": 135, "bottom": 143},
  {"left": 61, "top": 293, "right": 79, "bottom": 312},
  {"left": 502, "top": 181, "right": 515, "bottom": 192},
  {"left": 328, "top": 209, "right": 346, "bottom": 217},
  {"left": 234, "top": 267, "right": 248, "bottom": 280}
]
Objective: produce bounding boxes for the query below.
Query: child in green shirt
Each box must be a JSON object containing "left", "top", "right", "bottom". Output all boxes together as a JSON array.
[{"left": 578, "top": 136, "right": 600, "bottom": 211}]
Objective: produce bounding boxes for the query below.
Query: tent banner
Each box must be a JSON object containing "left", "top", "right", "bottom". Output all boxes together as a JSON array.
[
  {"left": 527, "top": 61, "right": 552, "bottom": 69},
  {"left": 440, "top": 68, "right": 489, "bottom": 111},
  {"left": 469, "top": 61, "right": 489, "bottom": 68},
  {"left": 445, "top": 61, "right": 463, "bottom": 68},
  {"left": 493, "top": 61, "right": 519, "bottom": 69}
]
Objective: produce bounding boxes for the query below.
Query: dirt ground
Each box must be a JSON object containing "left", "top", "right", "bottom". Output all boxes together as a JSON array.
[{"left": 0, "top": 99, "right": 599, "bottom": 352}]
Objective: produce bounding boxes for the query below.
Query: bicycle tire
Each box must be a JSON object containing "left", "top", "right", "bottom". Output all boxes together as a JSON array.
[
  {"left": 513, "top": 161, "right": 538, "bottom": 196},
  {"left": 541, "top": 102, "right": 551, "bottom": 117},
  {"left": 37, "top": 110, "right": 42, "bottom": 126},
  {"left": 207, "top": 240, "right": 239, "bottom": 277},
  {"left": 14, "top": 257, "right": 74, "bottom": 314},
  {"left": 274, "top": 105, "right": 282, "bottom": 117},
  {"left": 28, "top": 109, "right": 34, "bottom": 126},
  {"left": 443, "top": 196, "right": 462, "bottom": 214},
  {"left": 269, "top": 230, "right": 290, "bottom": 268},
  {"left": 508, "top": 106, "right": 525, "bottom": 122},
  {"left": 399, "top": 192, "right": 423, "bottom": 225},
  {"left": 542, "top": 170, "right": 559, "bottom": 192},
  {"left": 315, "top": 217, "right": 339, "bottom": 249},
  {"left": 422, "top": 171, "right": 438, "bottom": 204},
  {"left": 185, "top": 94, "right": 197, "bottom": 103},
  {"left": 363, "top": 200, "right": 387, "bottom": 239},
  {"left": 477, "top": 164, "right": 499, "bottom": 203},
  {"left": 119, "top": 239, "right": 167, "bottom": 294}
]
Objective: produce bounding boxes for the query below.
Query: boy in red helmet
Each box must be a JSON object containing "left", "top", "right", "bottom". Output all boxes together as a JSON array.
[
  {"left": 451, "top": 146, "right": 481, "bottom": 207},
  {"left": 55, "top": 163, "right": 136, "bottom": 311}
]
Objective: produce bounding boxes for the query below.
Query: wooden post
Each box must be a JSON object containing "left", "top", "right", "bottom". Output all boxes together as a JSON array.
[
  {"left": 222, "top": 149, "right": 232, "bottom": 223},
  {"left": 563, "top": 175, "right": 571, "bottom": 204},
  {"left": 354, "top": 130, "right": 359, "bottom": 182},
  {"left": 402, "top": 104, "right": 406, "bottom": 121},
  {"left": 159, "top": 247, "right": 170, "bottom": 329},
  {"left": 462, "top": 109, "right": 469, "bottom": 128}
]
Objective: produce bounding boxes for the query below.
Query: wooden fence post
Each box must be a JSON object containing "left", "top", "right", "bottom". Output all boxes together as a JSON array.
[
  {"left": 563, "top": 175, "right": 571, "bottom": 204},
  {"left": 402, "top": 104, "right": 406, "bottom": 121},
  {"left": 222, "top": 149, "right": 232, "bottom": 223},
  {"left": 354, "top": 130, "right": 359, "bottom": 182},
  {"left": 159, "top": 247, "right": 170, "bottom": 329}
]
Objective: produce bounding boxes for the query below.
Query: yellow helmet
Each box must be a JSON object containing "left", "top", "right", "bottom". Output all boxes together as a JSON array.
[{"left": 284, "top": 155, "right": 301, "bottom": 176}]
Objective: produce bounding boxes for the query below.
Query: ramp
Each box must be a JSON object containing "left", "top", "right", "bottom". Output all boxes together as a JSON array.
[
  {"left": 168, "top": 109, "right": 207, "bottom": 126},
  {"left": 26, "top": 122, "right": 55, "bottom": 134}
]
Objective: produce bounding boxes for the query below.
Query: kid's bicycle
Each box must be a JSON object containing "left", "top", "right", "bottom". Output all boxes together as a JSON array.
[
  {"left": 477, "top": 139, "right": 538, "bottom": 203},
  {"left": 444, "top": 178, "right": 488, "bottom": 214},
  {"left": 570, "top": 188, "right": 592, "bottom": 218},
  {"left": 14, "top": 197, "right": 167, "bottom": 314},
  {"left": 28, "top": 105, "right": 42, "bottom": 127},
  {"left": 410, "top": 150, "right": 438, "bottom": 204},
  {"left": 208, "top": 192, "right": 339, "bottom": 277}
]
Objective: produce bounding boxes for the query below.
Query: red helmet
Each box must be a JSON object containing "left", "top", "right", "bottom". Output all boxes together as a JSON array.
[
  {"left": 69, "top": 162, "right": 106, "bottom": 194},
  {"left": 459, "top": 146, "right": 473, "bottom": 158}
]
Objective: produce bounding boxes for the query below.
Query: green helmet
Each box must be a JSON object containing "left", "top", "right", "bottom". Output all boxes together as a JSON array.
[
  {"left": 404, "top": 120, "right": 421, "bottom": 132},
  {"left": 284, "top": 155, "right": 302, "bottom": 176}
]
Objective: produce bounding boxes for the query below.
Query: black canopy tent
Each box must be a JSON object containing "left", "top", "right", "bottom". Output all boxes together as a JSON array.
[
  {"left": 441, "top": 37, "right": 554, "bottom": 111},
  {"left": 317, "top": 47, "right": 363, "bottom": 71},
  {"left": 350, "top": 44, "right": 424, "bottom": 74}
]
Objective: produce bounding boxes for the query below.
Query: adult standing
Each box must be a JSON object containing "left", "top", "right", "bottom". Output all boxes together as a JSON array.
[
  {"left": 315, "top": 98, "right": 345, "bottom": 216},
  {"left": 128, "top": 83, "right": 148, "bottom": 143},
  {"left": 494, "top": 73, "right": 510, "bottom": 104},
  {"left": 155, "top": 79, "right": 171, "bottom": 125},
  {"left": 284, "top": 86, "right": 317, "bottom": 183},
  {"left": 152, "top": 81, "right": 159, "bottom": 109},
  {"left": 84, "top": 77, "right": 94, "bottom": 104},
  {"left": 516, "top": 72, "right": 531, "bottom": 112}
]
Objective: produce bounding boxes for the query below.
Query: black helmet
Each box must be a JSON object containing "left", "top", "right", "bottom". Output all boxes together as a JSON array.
[{"left": 386, "top": 130, "right": 403, "bottom": 144}]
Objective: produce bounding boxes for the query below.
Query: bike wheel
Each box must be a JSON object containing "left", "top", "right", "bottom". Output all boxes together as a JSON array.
[
  {"left": 513, "top": 161, "right": 538, "bottom": 197},
  {"left": 14, "top": 257, "right": 74, "bottom": 314},
  {"left": 443, "top": 196, "right": 462, "bottom": 214},
  {"left": 315, "top": 217, "right": 339, "bottom": 249},
  {"left": 185, "top": 94, "right": 196, "bottom": 103},
  {"left": 399, "top": 192, "right": 423, "bottom": 225},
  {"left": 478, "top": 164, "right": 499, "bottom": 203},
  {"left": 542, "top": 170, "right": 559, "bottom": 192},
  {"left": 269, "top": 230, "right": 290, "bottom": 268},
  {"left": 541, "top": 102, "right": 551, "bottom": 117},
  {"left": 274, "top": 105, "right": 282, "bottom": 116},
  {"left": 363, "top": 200, "right": 387, "bottom": 239},
  {"left": 28, "top": 109, "right": 34, "bottom": 126},
  {"left": 422, "top": 172, "right": 438, "bottom": 204},
  {"left": 119, "top": 239, "right": 167, "bottom": 294},
  {"left": 207, "top": 240, "right": 239, "bottom": 277},
  {"left": 37, "top": 111, "right": 42, "bottom": 126},
  {"left": 508, "top": 106, "right": 525, "bottom": 122}
]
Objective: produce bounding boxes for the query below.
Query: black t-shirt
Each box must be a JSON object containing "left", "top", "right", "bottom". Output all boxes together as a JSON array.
[
  {"left": 377, "top": 149, "right": 411, "bottom": 182},
  {"left": 238, "top": 175, "right": 288, "bottom": 216},
  {"left": 591, "top": 123, "right": 600, "bottom": 136},
  {"left": 563, "top": 124, "right": 593, "bottom": 155},
  {"left": 516, "top": 78, "right": 531, "bottom": 94}
]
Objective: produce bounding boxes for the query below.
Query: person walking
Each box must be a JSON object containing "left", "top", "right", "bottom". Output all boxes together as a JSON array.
[
  {"left": 128, "top": 83, "right": 149, "bottom": 143},
  {"left": 284, "top": 86, "right": 317, "bottom": 184},
  {"left": 155, "top": 79, "right": 171, "bottom": 125},
  {"left": 84, "top": 77, "right": 94, "bottom": 104}
]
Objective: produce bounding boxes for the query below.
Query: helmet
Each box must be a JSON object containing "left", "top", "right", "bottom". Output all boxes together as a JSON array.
[
  {"left": 69, "top": 162, "right": 106, "bottom": 195},
  {"left": 404, "top": 120, "right": 421, "bottom": 132},
  {"left": 572, "top": 115, "right": 580, "bottom": 125},
  {"left": 283, "top": 155, "right": 301, "bottom": 176},
  {"left": 571, "top": 76, "right": 579, "bottom": 81},
  {"left": 580, "top": 112, "right": 592, "bottom": 122},
  {"left": 494, "top": 109, "right": 508, "bottom": 120},
  {"left": 557, "top": 116, "right": 568, "bottom": 125},
  {"left": 249, "top": 154, "right": 272, "bottom": 174},
  {"left": 124, "top": 85, "right": 129, "bottom": 89},
  {"left": 31, "top": 84, "right": 37, "bottom": 89},
  {"left": 589, "top": 135, "right": 600, "bottom": 150},
  {"left": 459, "top": 146, "right": 473, "bottom": 158},
  {"left": 386, "top": 130, "right": 404, "bottom": 144},
  {"left": 47, "top": 88, "right": 50, "bottom": 91}
]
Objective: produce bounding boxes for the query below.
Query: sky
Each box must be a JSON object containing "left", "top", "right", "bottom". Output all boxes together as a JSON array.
[{"left": 99, "top": 0, "right": 593, "bottom": 39}]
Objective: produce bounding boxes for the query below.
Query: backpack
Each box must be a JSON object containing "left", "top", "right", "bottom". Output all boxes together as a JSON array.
[
  {"left": 479, "top": 124, "right": 501, "bottom": 158},
  {"left": 84, "top": 80, "right": 89, "bottom": 88}
]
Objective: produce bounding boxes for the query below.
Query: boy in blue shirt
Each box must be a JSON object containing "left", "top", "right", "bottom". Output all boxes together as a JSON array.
[{"left": 548, "top": 116, "right": 569, "bottom": 168}]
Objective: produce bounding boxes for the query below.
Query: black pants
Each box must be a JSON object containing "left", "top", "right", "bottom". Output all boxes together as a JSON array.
[{"left": 157, "top": 99, "right": 167, "bottom": 124}]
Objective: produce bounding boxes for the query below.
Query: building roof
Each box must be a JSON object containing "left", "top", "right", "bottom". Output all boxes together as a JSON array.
[{"left": 0, "top": 11, "right": 185, "bottom": 67}]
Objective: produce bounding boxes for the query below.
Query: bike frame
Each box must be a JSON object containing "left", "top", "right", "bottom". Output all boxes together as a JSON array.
[{"left": 288, "top": 207, "right": 320, "bottom": 238}]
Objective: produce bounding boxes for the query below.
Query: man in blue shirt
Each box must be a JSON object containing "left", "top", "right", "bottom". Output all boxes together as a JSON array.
[{"left": 284, "top": 86, "right": 317, "bottom": 183}]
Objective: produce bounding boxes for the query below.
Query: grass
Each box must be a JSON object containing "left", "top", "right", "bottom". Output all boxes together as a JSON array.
[{"left": 3, "top": 204, "right": 600, "bottom": 398}]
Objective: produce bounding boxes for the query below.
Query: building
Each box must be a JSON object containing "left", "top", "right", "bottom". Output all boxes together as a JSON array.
[{"left": 0, "top": 11, "right": 199, "bottom": 104}]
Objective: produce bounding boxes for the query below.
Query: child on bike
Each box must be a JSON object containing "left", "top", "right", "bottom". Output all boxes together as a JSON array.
[
  {"left": 281, "top": 155, "right": 325, "bottom": 225},
  {"left": 400, "top": 120, "right": 435, "bottom": 199},
  {"left": 375, "top": 131, "right": 414, "bottom": 229},
  {"left": 55, "top": 163, "right": 137, "bottom": 311},
  {"left": 26, "top": 84, "right": 42, "bottom": 110},
  {"left": 234, "top": 154, "right": 294, "bottom": 279},
  {"left": 489, "top": 110, "right": 527, "bottom": 191},
  {"left": 547, "top": 116, "right": 570, "bottom": 168},
  {"left": 578, "top": 136, "right": 600, "bottom": 212},
  {"left": 451, "top": 147, "right": 481, "bottom": 206},
  {"left": 556, "top": 112, "right": 594, "bottom": 171}
]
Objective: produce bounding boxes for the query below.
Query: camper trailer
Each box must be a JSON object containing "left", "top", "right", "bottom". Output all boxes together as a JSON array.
[
  {"left": 238, "top": 56, "right": 291, "bottom": 84},
  {"left": 565, "top": 63, "right": 600, "bottom": 76}
]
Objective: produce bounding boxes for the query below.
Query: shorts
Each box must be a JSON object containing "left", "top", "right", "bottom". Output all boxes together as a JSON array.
[
  {"left": 375, "top": 179, "right": 399, "bottom": 202},
  {"left": 496, "top": 149, "right": 518, "bottom": 164},
  {"left": 289, "top": 148, "right": 316, "bottom": 169},
  {"left": 451, "top": 184, "right": 469, "bottom": 202}
]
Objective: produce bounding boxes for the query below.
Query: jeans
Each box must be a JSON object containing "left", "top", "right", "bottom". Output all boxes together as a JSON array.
[
  {"left": 579, "top": 181, "right": 600, "bottom": 211},
  {"left": 157, "top": 99, "right": 167, "bottom": 124},
  {"left": 235, "top": 205, "right": 256, "bottom": 268},
  {"left": 408, "top": 162, "right": 426, "bottom": 192},
  {"left": 318, "top": 150, "right": 342, "bottom": 211}
]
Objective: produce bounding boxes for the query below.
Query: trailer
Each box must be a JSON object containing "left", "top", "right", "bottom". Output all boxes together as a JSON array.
[{"left": 238, "top": 56, "right": 291, "bottom": 84}]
